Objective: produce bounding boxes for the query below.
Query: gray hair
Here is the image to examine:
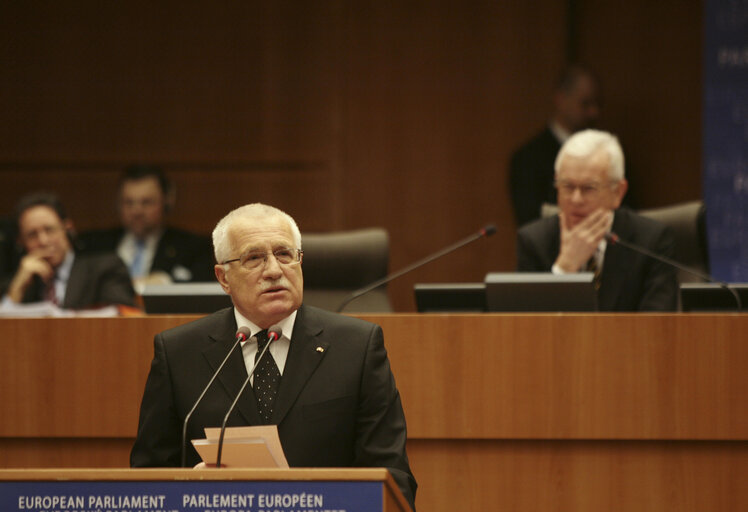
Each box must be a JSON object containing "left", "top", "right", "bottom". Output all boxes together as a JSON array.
[
  {"left": 554, "top": 129, "right": 625, "bottom": 181},
  {"left": 212, "top": 203, "right": 302, "bottom": 264}
]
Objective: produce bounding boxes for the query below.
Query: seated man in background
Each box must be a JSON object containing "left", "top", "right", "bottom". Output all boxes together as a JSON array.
[
  {"left": 78, "top": 165, "right": 215, "bottom": 291},
  {"left": 1, "top": 192, "right": 135, "bottom": 309},
  {"left": 131, "top": 203, "right": 417, "bottom": 510},
  {"left": 516, "top": 129, "right": 677, "bottom": 311}
]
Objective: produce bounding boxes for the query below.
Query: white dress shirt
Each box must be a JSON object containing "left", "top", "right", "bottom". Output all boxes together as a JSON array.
[{"left": 233, "top": 308, "right": 297, "bottom": 385}]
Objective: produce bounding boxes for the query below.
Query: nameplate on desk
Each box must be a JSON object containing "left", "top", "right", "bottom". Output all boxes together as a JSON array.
[{"left": 1, "top": 480, "right": 382, "bottom": 512}]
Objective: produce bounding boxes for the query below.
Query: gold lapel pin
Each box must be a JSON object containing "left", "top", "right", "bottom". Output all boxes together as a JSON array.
[{"left": 316, "top": 346, "right": 325, "bottom": 353}]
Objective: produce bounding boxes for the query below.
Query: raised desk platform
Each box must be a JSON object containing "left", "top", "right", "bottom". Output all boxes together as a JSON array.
[{"left": 1, "top": 314, "right": 746, "bottom": 511}]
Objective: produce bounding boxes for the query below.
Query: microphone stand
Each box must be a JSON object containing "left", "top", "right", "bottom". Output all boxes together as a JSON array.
[
  {"left": 607, "top": 233, "right": 742, "bottom": 311},
  {"left": 215, "top": 332, "right": 279, "bottom": 467},
  {"left": 336, "top": 224, "right": 497, "bottom": 312}
]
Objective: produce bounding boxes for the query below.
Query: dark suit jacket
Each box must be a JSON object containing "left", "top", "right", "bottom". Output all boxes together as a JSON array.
[
  {"left": 0, "top": 252, "right": 136, "bottom": 308},
  {"left": 77, "top": 227, "right": 215, "bottom": 282},
  {"left": 517, "top": 208, "right": 678, "bottom": 311},
  {"left": 130, "top": 305, "right": 417, "bottom": 509},
  {"left": 509, "top": 126, "right": 561, "bottom": 228}
]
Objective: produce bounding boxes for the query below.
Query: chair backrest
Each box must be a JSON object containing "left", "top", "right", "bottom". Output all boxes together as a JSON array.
[
  {"left": 638, "top": 200, "right": 708, "bottom": 283},
  {"left": 300, "top": 228, "right": 392, "bottom": 312}
]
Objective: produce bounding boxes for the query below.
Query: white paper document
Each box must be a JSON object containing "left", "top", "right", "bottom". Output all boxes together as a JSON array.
[{"left": 192, "top": 425, "right": 289, "bottom": 468}]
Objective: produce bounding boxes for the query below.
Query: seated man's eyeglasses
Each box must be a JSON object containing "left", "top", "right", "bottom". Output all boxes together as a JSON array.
[
  {"left": 555, "top": 180, "right": 617, "bottom": 198},
  {"left": 222, "top": 248, "right": 303, "bottom": 271}
]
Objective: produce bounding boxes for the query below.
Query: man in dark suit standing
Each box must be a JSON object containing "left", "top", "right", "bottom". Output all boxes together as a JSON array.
[
  {"left": 1, "top": 193, "right": 135, "bottom": 309},
  {"left": 517, "top": 130, "right": 677, "bottom": 311},
  {"left": 131, "top": 203, "right": 417, "bottom": 509},
  {"left": 509, "top": 65, "right": 601, "bottom": 227},
  {"left": 78, "top": 165, "right": 215, "bottom": 291}
]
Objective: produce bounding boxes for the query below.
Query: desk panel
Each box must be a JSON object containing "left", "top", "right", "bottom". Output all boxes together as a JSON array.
[{"left": 1, "top": 313, "right": 746, "bottom": 511}]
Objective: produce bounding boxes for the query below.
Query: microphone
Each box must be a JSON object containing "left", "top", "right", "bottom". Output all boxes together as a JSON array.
[
  {"left": 181, "top": 326, "right": 251, "bottom": 467},
  {"left": 336, "top": 224, "right": 497, "bottom": 312},
  {"left": 215, "top": 324, "right": 283, "bottom": 468},
  {"left": 605, "top": 232, "right": 742, "bottom": 310}
]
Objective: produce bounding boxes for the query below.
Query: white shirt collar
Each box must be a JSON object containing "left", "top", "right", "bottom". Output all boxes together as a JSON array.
[
  {"left": 232, "top": 307, "right": 298, "bottom": 342},
  {"left": 55, "top": 250, "right": 75, "bottom": 284},
  {"left": 549, "top": 120, "right": 572, "bottom": 143}
]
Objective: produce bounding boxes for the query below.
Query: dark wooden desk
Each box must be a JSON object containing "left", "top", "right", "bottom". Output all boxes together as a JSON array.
[{"left": 1, "top": 314, "right": 746, "bottom": 511}]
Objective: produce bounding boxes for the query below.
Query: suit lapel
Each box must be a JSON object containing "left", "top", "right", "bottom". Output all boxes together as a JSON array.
[
  {"left": 599, "top": 210, "right": 632, "bottom": 310},
  {"left": 62, "top": 256, "right": 85, "bottom": 308},
  {"left": 549, "top": 217, "right": 561, "bottom": 269},
  {"left": 151, "top": 229, "right": 175, "bottom": 274},
  {"left": 201, "top": 309, "right": 263, "bottom": 425},
  {"left": 271, "top": 306, "right": 329, "bottom": 424}
]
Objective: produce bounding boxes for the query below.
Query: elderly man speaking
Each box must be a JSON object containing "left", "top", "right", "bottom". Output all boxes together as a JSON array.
[
  {"left": 131, "top": 203, "right": 417, "bottom": 509},
  {"left": 516, "top": 129, "right": 677, "bottom": 311}
]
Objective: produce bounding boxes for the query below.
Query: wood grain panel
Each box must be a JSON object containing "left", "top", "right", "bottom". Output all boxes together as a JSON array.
[
  {"left": 0, "top": 3, "right": 706, "bottom": 310},
  {"left": 573, "top": 0, "right": 702, "bottom": 208},
  {"left": 1, "top": 314, "right": 745, "bottom": 512},
  {"left": 340, "top": 2, "right": 568, "bottom": 309},
  {"left": 408, "top": 439, "right": 748, "bottom": 512},
  {"left": 360, "top": 314, "right": 748, "bottom": 440},
  {"left": 0, "top": 1, "right": 340, "bottom": 162},
  {"left": 1, "top": 314, "right": 746, "bottom": 440}
]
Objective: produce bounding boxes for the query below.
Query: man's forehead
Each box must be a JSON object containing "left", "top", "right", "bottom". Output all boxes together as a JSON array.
[
  {"left": 558, "top": 151, "right": 610, "bottom": 180},
  {"left": 229, "top": 216, "right": 295, "bottom": 247},
  {"left": 121, "top": 177, "right": 163, "bottom": 197},
  {"left": 20, "top": 206, "right": 63, "bottom": 229}
]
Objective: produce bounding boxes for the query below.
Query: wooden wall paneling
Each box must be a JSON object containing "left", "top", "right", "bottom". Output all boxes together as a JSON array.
[
  {"left": 0, "top": 2, "right": 705, "bottom": 311},
  {"left": 339, "top": 2, "right": 569, "bottom": 310},
  {"left": 0, "top": 1, "right": 344, "bottom": 243},
  {"left": 1, "top": 313, "right": 746, "bottom": 511},
  {"left": 363, "top": 313, "right": 748, "bottom": 439},
  {"left": 2, "top": 314, "right": 746, "bottom": 440},
  {"left": 407, "top": 439, "right": 748, "bottom": 512},
  {"left": 0, "top": 2, "right": 340, "bottom": 162},
  {"left": 572, "top": 0, "right": 703, "bottom": 208}
]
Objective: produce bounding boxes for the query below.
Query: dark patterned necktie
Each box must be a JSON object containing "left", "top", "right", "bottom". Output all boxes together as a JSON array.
[
  {"left": 586, "top": 253, "right": 602, "bottom": 291},
  {"left": 45, "top": 276, "right": 58, "bottom": 305},
  {"left": 253, "top": 329, "right": 281, "bottom": 423}
]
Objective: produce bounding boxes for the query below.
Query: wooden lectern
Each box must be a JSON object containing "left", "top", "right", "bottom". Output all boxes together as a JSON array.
[{"left": 0, "top": 468, "right": 412, "bottom": 512}]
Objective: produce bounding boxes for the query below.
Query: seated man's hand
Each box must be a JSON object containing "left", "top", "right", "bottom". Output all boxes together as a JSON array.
[
  {"left": 7, "top": 251, "right": 55, "bottom": 302},
  {"left": 554, "top": 209, "right": 610, "bottom": 273}
]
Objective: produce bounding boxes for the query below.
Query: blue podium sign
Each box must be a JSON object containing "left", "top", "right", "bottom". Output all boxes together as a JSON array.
[
  {"left": 703, "top": 0, "right": 748, "bottom": 281},
  {"left": 1, "top": 480, "right": 383, "bottom": 512}
]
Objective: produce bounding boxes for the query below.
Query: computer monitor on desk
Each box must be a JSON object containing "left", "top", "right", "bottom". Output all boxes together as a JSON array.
[
  {"left": 415, "top": 273, "right": 598, "bottom": 313},
  {"left": 141, "top": 283, "right": 232, "bottom": 314},
  {"left": 414, "top": 283, "right": 486, "bottom": 312},
  {"left": 680, "top": 283, "right": 747, "bottom": 312},
  {"left": 484, "top": 272, "right": 598, "bottom": 312}
]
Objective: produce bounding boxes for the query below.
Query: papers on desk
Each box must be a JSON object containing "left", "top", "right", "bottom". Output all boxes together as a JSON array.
[
  {"left": 0, "top": 300, "right": 121, "bottom": 318},
  {"left": 192, "top": 425, "right": 289, "bottom": 469}
]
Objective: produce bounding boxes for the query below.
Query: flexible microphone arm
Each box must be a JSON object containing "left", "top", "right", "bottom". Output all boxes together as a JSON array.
[
  {"left": 605, "top": 232, "right": 742, "bottom": 311},
  {"left": 336, "top": 224, "right": 497, "bottom": 312},
  {"left": 181, "top": 326, "right": 250, "bottom": 468},
  {"left": 215, "top": 326, "right": 282, "bottom": 468}
]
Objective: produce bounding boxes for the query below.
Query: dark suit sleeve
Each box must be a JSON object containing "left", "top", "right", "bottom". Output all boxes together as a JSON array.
[
  {"left": 637, "top": 226, "right": 678, "bottom": 311},
  {"left": 509, "top": 151, "right": 546, "bottom": 228},
  {"left": 131, "top": 333, "right": 183, "bottom": 467},
  {"left": 355, "top": 324, "right": 417, "bottom": 509},
  {"left": 96, "top": 255, "right": 137, "bottom": 307},
  {"left": 516, "top": 221, "right": 555, "bottom": 272}
]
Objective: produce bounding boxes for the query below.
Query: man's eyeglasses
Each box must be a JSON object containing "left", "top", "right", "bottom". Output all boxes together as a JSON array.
[
  {"left": 555, "top": 180, "right": 617, "bottom": 198},
  {"left": 21, "top": 224, "right": 65, "bottom": 244},
  {"left": 222, "top": 248, "right": 303, "bottom": 271}
]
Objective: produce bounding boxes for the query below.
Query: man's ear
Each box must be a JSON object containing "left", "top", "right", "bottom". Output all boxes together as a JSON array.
[
  {"left": 64, "top": 219, "right": 75, "bottom": 237},
  {"left": 612, "top": 179, "right": 628, "bottom": 209},
  {"left": 215, "top": 264, "right": 230, "bottom": 294}
]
